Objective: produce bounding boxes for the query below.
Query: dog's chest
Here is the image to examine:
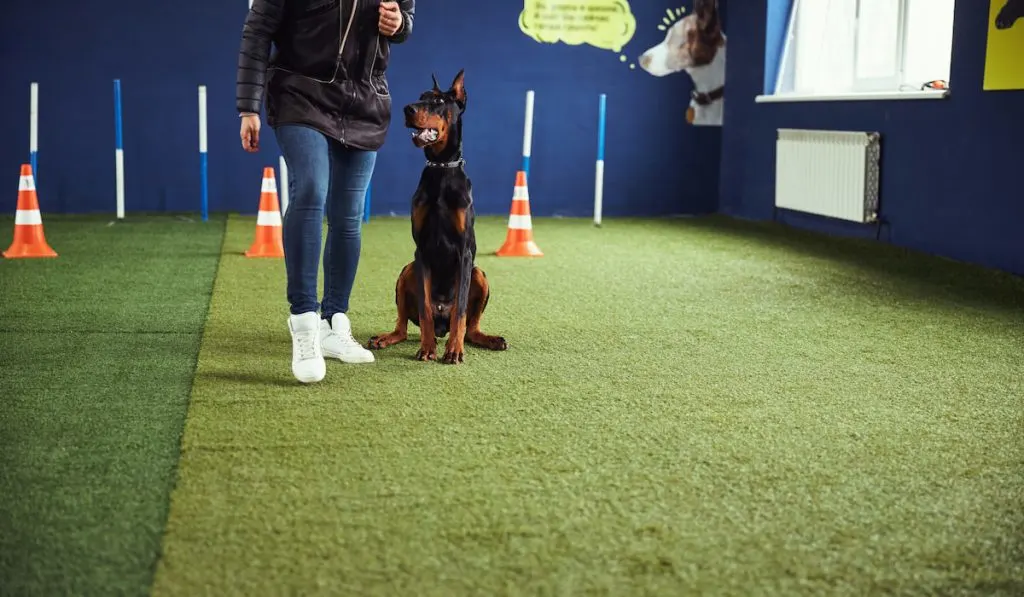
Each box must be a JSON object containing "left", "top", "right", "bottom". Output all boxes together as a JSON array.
[{"left": 416, "top": 198, "right": 469, "bottom": 257}]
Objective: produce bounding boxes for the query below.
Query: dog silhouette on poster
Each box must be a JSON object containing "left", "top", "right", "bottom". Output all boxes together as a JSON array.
[{"left": 638, "top": 0, "right": 725, "bottom": 127}]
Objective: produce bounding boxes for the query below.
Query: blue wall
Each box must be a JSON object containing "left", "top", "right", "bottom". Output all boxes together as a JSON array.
[
  {"left": 0, "top": 1, "right": 722, "bottom": 219},
  {"left": 721, "top": 1, "right": 1024, "bottom": 276}
]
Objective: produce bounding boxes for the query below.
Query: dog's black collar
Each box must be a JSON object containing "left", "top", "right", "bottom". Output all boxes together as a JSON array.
[
  {"left": 691, "top": 85, "right": 725, "bottom": 106},
  {"left": 425, "top": 158, "right": 465, "bottom": 169}
]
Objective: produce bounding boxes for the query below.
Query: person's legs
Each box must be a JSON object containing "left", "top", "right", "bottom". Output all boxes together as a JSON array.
[
  {"left": 276, "top": 125, "right": 331, "bottom": 315},
  {"left": 274, "top": 125, "right": 331, "bottom": 382},
  {"left": 319, "top": 142, "right": 377, "bottom": 364},
  {"left": 322, "top": 144, "right": 376, "bottom": 318}
]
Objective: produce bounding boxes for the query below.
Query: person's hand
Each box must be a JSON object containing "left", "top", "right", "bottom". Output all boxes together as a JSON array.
[
  {"left": 379, "top": 1, "right": 403, "bottom": 37},
  {"left": 240, "top": 114, "right": 261, "bottom": 152}
]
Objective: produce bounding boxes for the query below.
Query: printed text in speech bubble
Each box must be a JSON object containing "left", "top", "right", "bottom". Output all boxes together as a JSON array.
[{"left": 519, "top": 0, "right": 637, "bottom": 53}]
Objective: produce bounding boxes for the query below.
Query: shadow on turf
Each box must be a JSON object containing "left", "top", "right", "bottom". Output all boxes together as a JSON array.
[{"left": 675, "top": 215, "right": 1024, "bottom": 315}]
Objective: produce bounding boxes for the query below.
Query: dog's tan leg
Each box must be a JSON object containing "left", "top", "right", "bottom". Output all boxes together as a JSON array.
[
  {"left": 442, "top": 265, "right": 469, "bottom": 364},
  {"left": 368, "top": 262, "right": 414, "bottom": 350},
  {"left": 465, "top": 267, "right": 507, "bottom": 351},
  {"left": 415, "top": 264, "right": 437, "bottom": 361}
]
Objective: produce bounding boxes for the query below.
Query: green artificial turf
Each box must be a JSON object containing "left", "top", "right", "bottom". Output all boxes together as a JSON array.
[
  {"left": 0, "top": 214, "right": 226, "bottom": 596},
  {"left": 151, "top": 213, "right": 1024, "bottom": 596}
]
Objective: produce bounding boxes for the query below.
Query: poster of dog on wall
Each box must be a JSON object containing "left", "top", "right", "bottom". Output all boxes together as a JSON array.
[
  {"left": 984, "top": 0, "right": 1024, "bottom": 90},
  {"left": 638, "top": 0, "right": 725, "bottom": 127}
]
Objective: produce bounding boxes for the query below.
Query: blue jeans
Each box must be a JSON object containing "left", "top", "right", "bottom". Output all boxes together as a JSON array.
[{"left": 274, "top": 125, "right": 377, "bottom": 320}]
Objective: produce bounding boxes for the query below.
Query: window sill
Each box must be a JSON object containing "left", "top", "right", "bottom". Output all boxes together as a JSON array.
[{"left": 754, "top": 89, "right": 950, "bottom": 103}]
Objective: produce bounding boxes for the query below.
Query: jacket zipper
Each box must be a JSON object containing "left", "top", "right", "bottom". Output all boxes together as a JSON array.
[{"left": 335, "top": 0, "right": 358, "bottom": 143}]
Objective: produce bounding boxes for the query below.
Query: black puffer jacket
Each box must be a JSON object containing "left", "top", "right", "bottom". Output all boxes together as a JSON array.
[{"left": 237, "top": 0, "right": 415, "bottom": 151}]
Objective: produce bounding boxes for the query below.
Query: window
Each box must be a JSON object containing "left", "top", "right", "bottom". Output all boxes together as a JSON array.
[{"left": 768, "top": 0, "right": 955, "bottom": 99}]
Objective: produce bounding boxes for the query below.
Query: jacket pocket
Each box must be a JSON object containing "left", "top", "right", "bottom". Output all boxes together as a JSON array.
[
  {"left": 299, "top": 0, "right": 338, "bottom": 20},
  {"left": 370, "top": 73, "right": 390, "bottom": 97},
  {"left": 368, "top": 34, "right": 391, "bottom": 80}
]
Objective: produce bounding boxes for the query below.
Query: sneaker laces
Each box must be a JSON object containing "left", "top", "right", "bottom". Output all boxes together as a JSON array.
[
  {"left": 336, "top": 327, "right": 360, "bottom": 348},
  {"left": 294, "top": 329, "right": 319, "bottom": 360}
]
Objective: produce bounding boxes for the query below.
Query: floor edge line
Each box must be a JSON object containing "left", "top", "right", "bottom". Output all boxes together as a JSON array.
[{"left": 143, "top": 213, "right": 231, "bottom": 596}]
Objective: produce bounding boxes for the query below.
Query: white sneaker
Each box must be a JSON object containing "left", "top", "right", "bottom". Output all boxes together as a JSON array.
[
  {"left": 288, "top": 312, "right": 326, "bottom": 383},
  {"left": 320, "top": 313, "right": 375, "bottom": 364}
]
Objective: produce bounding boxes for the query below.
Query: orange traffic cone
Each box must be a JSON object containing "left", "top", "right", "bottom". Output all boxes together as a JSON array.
[
  {"left": 245, "top": 167, "right": 284, "bottom": 258},
  {"left": 495, "top": 170, "right": 543, "bottom": 257},
  {"left": 3, "top": 164, "right": 57, "bottom": 259}
]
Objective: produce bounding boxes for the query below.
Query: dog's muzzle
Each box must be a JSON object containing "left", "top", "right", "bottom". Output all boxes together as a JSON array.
[{"left": 412, "top": 129, "right": 439, "bottom": 143}]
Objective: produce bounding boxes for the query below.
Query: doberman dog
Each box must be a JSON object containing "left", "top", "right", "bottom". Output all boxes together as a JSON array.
[{"left": 366, "top": 70, "right": 508, "bottom": 364}]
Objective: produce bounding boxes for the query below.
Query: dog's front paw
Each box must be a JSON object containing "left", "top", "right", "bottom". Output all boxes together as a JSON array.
[
  {"left": 442, "top": 337, "right": 465, "bottom": 364},
  {"left": 467, "top": 331, "right": 508, "bottom": 351},
  {"left": 415, "top": 342, "right": 437, "bottom": 361},
  {"left": 441, "top": 348, "right": 465, "bottom": 364},
  {"left": 367, "top": 332, "right": 405, "bottom": 350}
]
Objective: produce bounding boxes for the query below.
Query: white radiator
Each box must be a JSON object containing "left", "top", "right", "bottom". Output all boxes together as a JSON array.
[{"left": 774, "top": 128, "right": 881, "bottom": 223}]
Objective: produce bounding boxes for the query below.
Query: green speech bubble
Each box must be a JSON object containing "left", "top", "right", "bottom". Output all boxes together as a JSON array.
[{"left": 519, "top": 0, "right": 637, "bottom": 53}]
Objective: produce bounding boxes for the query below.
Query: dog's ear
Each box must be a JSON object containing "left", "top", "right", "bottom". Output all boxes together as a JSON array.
[
  {"left": 431, "top": 74, "right": 441, "bottom": 92},
  {"left": 450, "top": 69, "right": 466, "bottom": 106},
  {"left": 695, "top": 0, "right": 723, "bottom": 45},
  {"left": 694, "top": 0, "right": 716, "bottom": 20}
]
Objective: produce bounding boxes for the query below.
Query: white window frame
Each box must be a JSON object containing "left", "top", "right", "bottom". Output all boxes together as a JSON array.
[
  {"left": 757, "top": 0, "right": 953, "bottom": 104},
  {"left": 852, "top": 0, "right": 907, "bottom": 92}
]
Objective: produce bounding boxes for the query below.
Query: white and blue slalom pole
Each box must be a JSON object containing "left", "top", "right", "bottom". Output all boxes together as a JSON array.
[
  {"left": 593, "top": 93, "right": 606, "bottom": 227},
  {"left": 521, "top": 90, "right": 534, "bottom": 180},
  {"left": 114, "top": 79, "right": 125, "bottom": 220},
  {"left": 198, "top": 85, "right": 209, "bottom": 222},
  {"left": 29, "top": 82, "right": 38, "bottom": 184},
  {"left": 278, "top": 156, "right": 289, "bottom": 215},
  {"left": 364, "top": 182, "right": 372, "bottom": 223}
]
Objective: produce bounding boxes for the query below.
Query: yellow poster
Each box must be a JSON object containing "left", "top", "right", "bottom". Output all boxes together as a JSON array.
[
  {"left": 984, "top": 0, "right": 1024, "bottom": 90},
  {"left": 519, "top": 0, "right": 636, "bottom": 53}
]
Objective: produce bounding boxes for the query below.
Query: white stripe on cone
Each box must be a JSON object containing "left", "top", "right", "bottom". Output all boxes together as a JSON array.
[
  {"left": 257, "top": 210, "right": 282, "bottom": 227},
  {"left": 262, "top": 177, "right": 277, "bottom": 193},
  {"left": 15, "top": 210, "right": 43, "bottom": 225},
  {"left": 19, "top": 176, "right": 35, "bottom": 192},
  {"left": 507, "top": 214, "right": 532, "bottom": 230},
  {"left": 512, "top": 186, "right": 529, "bottom": 200}
]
